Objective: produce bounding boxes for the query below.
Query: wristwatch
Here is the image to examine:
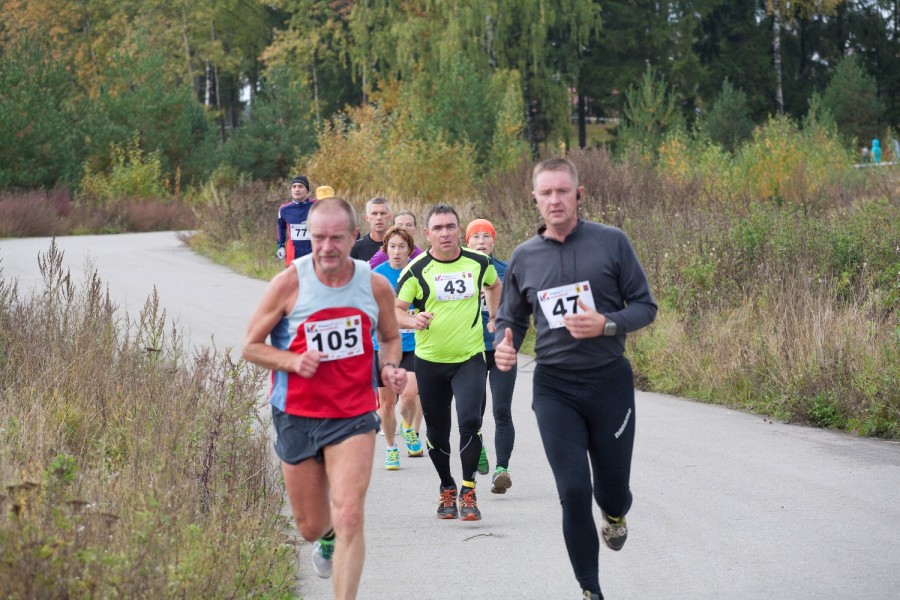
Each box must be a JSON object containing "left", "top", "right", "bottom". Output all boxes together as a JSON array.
[{"left": 603, "top": 320, "right": 617, "bottom": 336}]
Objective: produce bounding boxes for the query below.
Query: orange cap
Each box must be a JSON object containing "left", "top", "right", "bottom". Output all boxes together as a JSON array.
[{"left": 465, "top": 218, "right": 496, "bottom": 244}]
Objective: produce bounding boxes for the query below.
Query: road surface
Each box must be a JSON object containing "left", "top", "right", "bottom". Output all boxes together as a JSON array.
[{"left": 3, "top": 232, "right": 899, "bottom": 599}]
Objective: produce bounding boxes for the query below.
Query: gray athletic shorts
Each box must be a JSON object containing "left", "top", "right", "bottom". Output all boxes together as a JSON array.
[{"left": 272, "top": 406, "right": 381, "bottom": 465}]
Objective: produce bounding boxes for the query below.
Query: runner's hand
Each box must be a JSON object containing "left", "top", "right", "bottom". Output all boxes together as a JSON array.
[
  {"left": 384, "top": 365, "right": 408, "bottom": 394},
  {"left": 494, "top": 328, "right": 517, "bottom": 371},
  {"left": 414, "top": 311, "right": 434, "bottom": 330},
  {"left": 276, "top": 247, "right": 286, "bottom": 260},
  {"left": 295, "top": 350, "right": 323, "bottom": 378},
  {"left": 563, "top": 298, "right": 606, "bottom": 339}
]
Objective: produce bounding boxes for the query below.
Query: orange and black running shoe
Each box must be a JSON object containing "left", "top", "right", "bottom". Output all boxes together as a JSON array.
[
  {"left": 437, "top": 485, "right": 458, "bottom": 519},
  {"left": 458, "top": 487, "right": 482, "bottom": 521}
]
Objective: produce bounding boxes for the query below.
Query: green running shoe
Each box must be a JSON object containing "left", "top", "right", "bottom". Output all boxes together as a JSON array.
[
  {"left": 477, "top": 445, "right": 489, "bottom": 475},
  {"left": 490, "top": 467, "right": 512, "bottom": 494},
  {"left": 311, "top": 537, "right": 334, "bottom": 578}
]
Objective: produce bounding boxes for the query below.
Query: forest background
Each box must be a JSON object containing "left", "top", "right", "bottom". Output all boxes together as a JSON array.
[{"left": 1, "top": 1, "right": 898, "bottom": 595}]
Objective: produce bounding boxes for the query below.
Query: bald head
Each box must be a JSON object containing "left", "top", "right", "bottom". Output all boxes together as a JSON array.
[{"left": 308, "top": 197, "right": 357, "bottom": 233}]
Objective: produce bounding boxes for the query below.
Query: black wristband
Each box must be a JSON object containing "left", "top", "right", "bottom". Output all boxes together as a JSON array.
[{"left": 381, "top": 362, "right": 397, "bottom": 372}]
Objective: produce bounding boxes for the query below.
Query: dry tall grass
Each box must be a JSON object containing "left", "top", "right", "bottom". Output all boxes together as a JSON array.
[{"left": 0, "top": 241, "right": 294, "bottom": 598}]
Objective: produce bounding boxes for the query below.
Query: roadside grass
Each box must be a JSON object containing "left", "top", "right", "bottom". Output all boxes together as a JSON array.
[{"left": 0, "top": 241, "right": 295, "bottom": 598}]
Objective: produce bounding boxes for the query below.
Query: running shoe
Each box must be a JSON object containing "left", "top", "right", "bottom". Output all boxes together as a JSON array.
[
  {"left": 477, "top": 445, "right": 489, "bottom": 475},
  {"left": 311, "top": 538, "right": 334, "bottom": 578},
  {"left": 402, "top": 426, "right": 423, "bottom": 457},
  {"left": 384, "top": 447, "right": 400, "bottom": 470},
  {"left": 600, "top": 511, "right": 627, "bottom": 551},
  {"left": 437, "top": 485, "right": 458, "bottom": 519},
  {"left": 458, "top": 487, "right": 482, "bottom": 521},
  {"left": 490, "top": 467, "right": 512, "bottom": 494},
  {"left": 582, "top": 591, "right": 601, "bottom": 600}
]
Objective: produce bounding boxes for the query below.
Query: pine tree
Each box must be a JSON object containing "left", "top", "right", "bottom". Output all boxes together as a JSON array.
[{"left": 820, "top": 54, "right": 885, "bottom": 144}]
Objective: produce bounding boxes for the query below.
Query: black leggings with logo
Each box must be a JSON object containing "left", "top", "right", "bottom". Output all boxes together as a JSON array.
[
  {"left": 416, "top": 353, "right": 487, "bottom": 488},
  {"left": 532, "top": 356, "right": 636, "bottom": 596}
]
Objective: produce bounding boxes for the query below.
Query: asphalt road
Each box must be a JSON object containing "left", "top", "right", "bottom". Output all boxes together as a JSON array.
[{"left": 3, "top": 231, "right": 899, "bottom": 599}]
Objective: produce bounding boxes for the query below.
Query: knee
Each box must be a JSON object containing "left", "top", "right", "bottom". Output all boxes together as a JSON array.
[
  {"left": 558, "top": 481, "right": 593, "bottom": 510},
  {"left": 458, "top": 414, "right": 482, "bottom": 437},
  {"left": 331, "top": 501, "right": 365, "bottom": 536},
  {"left": 493, "top": 406, "right": 512, "bottom": 423},
  {"left": 296, "top": 518, "right": 328, "bottom": 542}
]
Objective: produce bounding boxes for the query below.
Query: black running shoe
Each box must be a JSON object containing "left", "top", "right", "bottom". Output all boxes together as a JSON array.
[{"left": 601, "top": 511, "right": 627, "bottom": 551}]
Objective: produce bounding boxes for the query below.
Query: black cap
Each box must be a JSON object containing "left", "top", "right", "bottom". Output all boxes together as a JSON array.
[{"left": 291, "top": 175, "right": 310, "bottom": 190}]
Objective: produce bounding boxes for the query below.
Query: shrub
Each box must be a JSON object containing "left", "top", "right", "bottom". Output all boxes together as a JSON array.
[
  {"left": 731, "top": 114, "right": 852, "bottom": 206},
  {"left": 301, "top": 104, "right": 479, "bottom": 205},
  {"left": 80, "top": 137, "right": 169, "bottom": 208},
  {"left": 0, "top": 189, "right": 74, "bottom": 237}
]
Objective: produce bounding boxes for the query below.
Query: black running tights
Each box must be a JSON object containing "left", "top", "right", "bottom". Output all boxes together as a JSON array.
[{"left": 532, "top": 357, "right": 636, "bottom": 596}]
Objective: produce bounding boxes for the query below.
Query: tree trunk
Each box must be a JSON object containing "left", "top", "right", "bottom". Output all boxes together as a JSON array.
[
  {"left": 773, "top": 4, "right": 785, "bottom": 115},
  {"left": 577, "top": 89, "right": 587, "bottom": 149},
  {"left": 312, "top": 57, "right": 321, "bottom": 128},
  {"left": 181, "top": 2, "right": 200, "bottom": 100}
]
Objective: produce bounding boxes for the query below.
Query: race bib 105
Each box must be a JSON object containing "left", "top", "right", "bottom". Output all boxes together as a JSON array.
[{"left": 304, "top": 316, "right": 364, "bottom": 361}]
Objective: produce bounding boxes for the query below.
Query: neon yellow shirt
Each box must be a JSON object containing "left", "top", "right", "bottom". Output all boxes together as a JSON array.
[{"left": 397, "top": 249, "right": 497, "bottom": 363}]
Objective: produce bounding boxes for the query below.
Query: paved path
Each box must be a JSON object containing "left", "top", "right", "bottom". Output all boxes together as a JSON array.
[{"left": 3, "top": 232, "right": 899, "bottom": 599}]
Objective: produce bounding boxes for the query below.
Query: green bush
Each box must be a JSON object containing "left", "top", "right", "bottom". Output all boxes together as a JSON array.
[{"left": 80, "top": 137, "right": 169, "bottom": 207}]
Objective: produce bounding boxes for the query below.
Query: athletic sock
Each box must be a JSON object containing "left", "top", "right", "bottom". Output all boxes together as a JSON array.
[{"left": 461, "top": 480, "right": 475, "bottom": 490}]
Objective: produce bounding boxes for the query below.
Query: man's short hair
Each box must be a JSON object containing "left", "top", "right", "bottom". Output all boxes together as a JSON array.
[
  {"left": 309, "top": 197, "right": 357, "bottom": 232},
  {"left": 381, "top": 225, "right": 416, "bottom": 256},
  {"left": 394, "top": 209, "right": 417, "bottom": 227},
  {"left": 425, "top": 204, "right": 460, "bottom": 228},
  {"left": 532, "top": 157, "right": 579, "bottom": 188},
  {"left": 365, "top": 196, "right": 391, "bottom": 214}
]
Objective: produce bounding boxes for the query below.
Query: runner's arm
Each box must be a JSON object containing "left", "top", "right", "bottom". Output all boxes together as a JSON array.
[
  {"left": 242, "top": 269, "right": 321, "bottom": 376},
  {"left": 482, "top": 277, "right": 502, "bottom": 333},
  {"left": 494, "top": 260, "right": 530, "bottom": 352}
]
